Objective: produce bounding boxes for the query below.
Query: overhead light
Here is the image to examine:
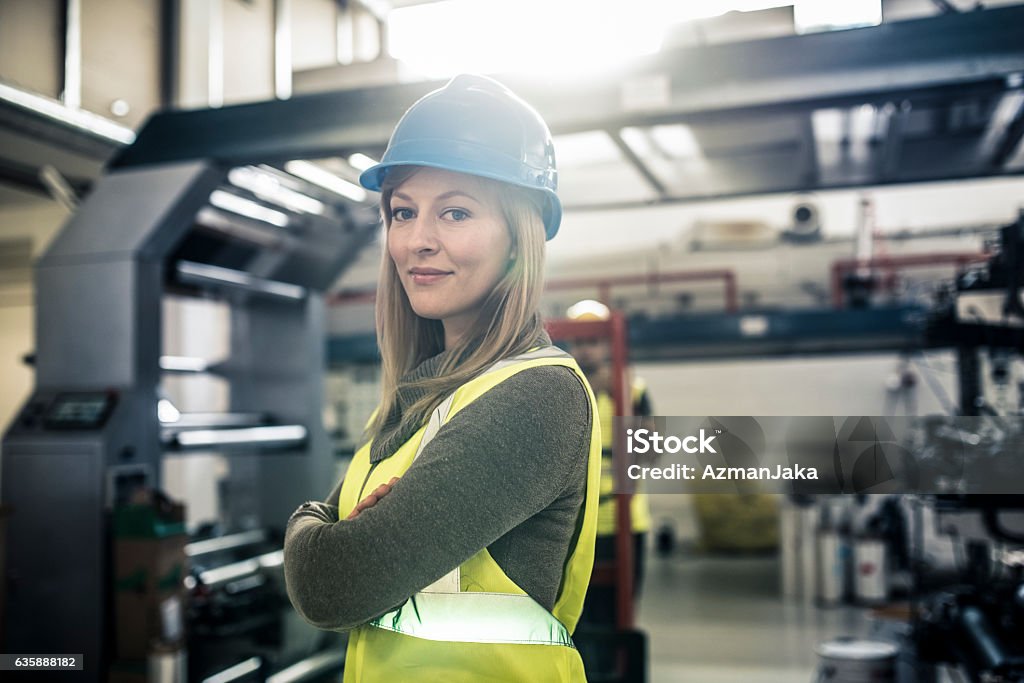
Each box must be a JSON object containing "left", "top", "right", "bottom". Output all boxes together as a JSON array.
[
  {"left": 209, "top": 190, "right": 289, "bottom": 227},
  {"left": 228, "top": 166, "right": 325, "bottom": 215},
  {"left": 347, "top": 153, "right": 379, "bottom": 172},
  {"left": 285, "top": 160, "right": 368, "bottom": 202},
  {"left": 0, "top": 82, "right": 136, "bottom": 145}
]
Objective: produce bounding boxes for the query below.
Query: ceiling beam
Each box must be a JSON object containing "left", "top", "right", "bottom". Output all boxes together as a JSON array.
[{"left": 605, "top": 129, "right": 669, "bottom": 199}]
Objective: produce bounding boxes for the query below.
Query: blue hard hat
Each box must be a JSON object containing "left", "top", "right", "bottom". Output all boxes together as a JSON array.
[{"left": 359, "top": 74, "right": 562, "bottom": 240}]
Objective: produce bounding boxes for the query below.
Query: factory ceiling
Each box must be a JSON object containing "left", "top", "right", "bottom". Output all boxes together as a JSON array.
[{"left": 2, "top": 4, "right": 1023, "bottom": 212}]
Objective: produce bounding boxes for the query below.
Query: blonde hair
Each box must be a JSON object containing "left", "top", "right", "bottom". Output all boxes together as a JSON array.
[{"left": 367, "top": 167, "right": 547, "bottom": 443}]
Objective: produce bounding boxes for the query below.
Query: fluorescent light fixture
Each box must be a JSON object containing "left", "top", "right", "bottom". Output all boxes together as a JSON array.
[
  {"left": 0, "top": 82, "right": 135, "bottom": 145},
  {"left": 793, "top": 0, "right": 881, "bottom": 34},
  {"left": 285, "top": 160, "right": 368, "bottom": 202},
  {"left": 176, "top": 425, "right": 307, "bottom": 448},
  {"left": 158, "top": 399, "right": 181, "bottom": 423},
  {"left": 347, "top": 153, "right": 379, "bottom": 172},
  {"left": 228, "top": 167, "right": 325, "bottom": 215},
  {"left": 388, "top": 0, "right": 791, "bottom": 78},
  {"left": 209, "top": 190, "right": 289, "bottom": 227},
  {"left": 160, "top": 355, "right": 209, "bottom": 373}
]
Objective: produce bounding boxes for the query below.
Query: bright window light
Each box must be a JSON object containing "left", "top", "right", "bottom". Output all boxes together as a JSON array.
[
  {"left": 793, "top": 0, "right": 881, "bottom": 34},
  {"left": 209, "top": 190, "right": 290, "bottom": 228},
  {"left": 347, "top": 153, "right": 379, "bottom": 172},
  {"left": 388, "top": 1, "right": 792, "bottom": 79},
  {"left": 228, "top": 167, "right": 325, "bottom": 215},
  {"left": 285, "top": 160, "right": 368, "bottom": 202},
  {"left": 552, "top": 131, "right": 623, "bottom": 167}
]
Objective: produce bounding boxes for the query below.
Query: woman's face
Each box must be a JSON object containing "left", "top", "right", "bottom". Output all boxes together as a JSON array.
[{"left": 387, "top": 167, "right": 513, "bottom": 347}]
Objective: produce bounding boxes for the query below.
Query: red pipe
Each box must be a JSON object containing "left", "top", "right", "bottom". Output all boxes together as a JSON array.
[
  {"left": 544, "top": 314, "right": 635, "bottom": 631},
  {"left": 608, "top": 310, "right": 635, "bottom": 631},
  {"left": 830, "top": 252, "right": 988, "bottom": 309}
]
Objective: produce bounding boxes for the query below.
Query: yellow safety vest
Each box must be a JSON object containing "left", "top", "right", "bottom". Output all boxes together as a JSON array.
[
  {"left": 595, "top": 383, "right": 652, "bottom": 536},
  {"left": 338, "top": 346, "right": 602, "bottom": 682}
]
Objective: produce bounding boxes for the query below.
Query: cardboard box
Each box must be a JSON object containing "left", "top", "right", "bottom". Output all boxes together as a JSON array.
[{"left": 112, "top": 496, "right": 188, "bottom": 660}]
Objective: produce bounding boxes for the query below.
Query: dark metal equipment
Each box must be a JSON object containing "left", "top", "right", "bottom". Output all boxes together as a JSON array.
[{"left": 1, "top": 98, "right": 379, "bottom": 681}]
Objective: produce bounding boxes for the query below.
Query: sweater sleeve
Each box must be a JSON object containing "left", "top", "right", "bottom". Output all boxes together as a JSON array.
[{"left": 283, "top": 365, "right": 591, "bottom": 631}]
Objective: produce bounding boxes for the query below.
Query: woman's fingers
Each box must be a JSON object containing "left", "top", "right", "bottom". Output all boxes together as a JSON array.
[{"left": 346, "top": 477, "right": 401, "bottom": 519}]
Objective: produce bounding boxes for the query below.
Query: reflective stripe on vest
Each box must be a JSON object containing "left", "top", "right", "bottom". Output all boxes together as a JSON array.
[
  {"left": 337, "top": 346, "right": 601, "bottom": 682},
  {"left": 370, "top": 591, "right": 574, "bottom": 647}
]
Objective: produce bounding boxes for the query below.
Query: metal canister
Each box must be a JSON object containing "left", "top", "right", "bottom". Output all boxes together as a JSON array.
[
  {"left": 817, "top": 529, "right": 848, "bottom": 605},
  {"left": 815, "top": 638, "right": 898, "bottom": 682},
  {"left": 853, "top": 537, "right": 888, "bottom": 604}
]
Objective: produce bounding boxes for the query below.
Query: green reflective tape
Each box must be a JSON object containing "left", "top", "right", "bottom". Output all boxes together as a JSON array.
[{"left": 369, "top": 592, "right": 574, "bottom": 648}]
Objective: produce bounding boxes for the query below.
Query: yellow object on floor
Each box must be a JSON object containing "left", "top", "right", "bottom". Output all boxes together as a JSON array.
[{"left": 693, "top": 493, "right": 780, "bottom": 552}]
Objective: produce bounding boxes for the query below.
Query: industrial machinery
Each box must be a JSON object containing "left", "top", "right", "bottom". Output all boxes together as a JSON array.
[
  {"left": 906, "top": 212, "right": 1024, "bottom": 683},
  {"left": 1, "top": 96, "right": 380, "bottom": 681}
]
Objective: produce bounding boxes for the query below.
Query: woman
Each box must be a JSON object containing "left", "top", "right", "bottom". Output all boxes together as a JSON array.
[{"left": 284, "top": 74, "right": 601, "bottom": 682}]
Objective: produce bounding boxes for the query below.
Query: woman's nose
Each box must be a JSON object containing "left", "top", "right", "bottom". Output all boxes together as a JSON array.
[{"left": 407, "top": 215, "right": 440, "bottom": 253}]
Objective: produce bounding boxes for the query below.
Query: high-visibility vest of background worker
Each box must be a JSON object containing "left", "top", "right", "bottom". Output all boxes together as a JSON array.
[
  {"left": 283, "top": 75, "right": 601, "bottom": 682},
  {"left": 565, "top": 299, "right": 653, "bottom": 629}
]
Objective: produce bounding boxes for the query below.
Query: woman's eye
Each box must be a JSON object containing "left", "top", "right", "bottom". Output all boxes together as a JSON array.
[
  {"left": 445, "top": 208, "right": 470, "bottom": 221},
  {"left": 392, "top": 208, "right": 414, "bottom": 221}
]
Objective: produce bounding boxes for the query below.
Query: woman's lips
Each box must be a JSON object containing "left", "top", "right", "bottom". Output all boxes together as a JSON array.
[{"left": 410, "top": 269, "right": 452, "bottom": 285}]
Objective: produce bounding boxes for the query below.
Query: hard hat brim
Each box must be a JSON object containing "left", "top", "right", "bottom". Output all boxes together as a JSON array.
[{"left": 360, "top": 160, "right": 561, "bottom": 240}]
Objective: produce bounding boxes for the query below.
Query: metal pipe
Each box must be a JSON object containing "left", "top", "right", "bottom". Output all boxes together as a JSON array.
[
  {"left": 265, "top": 650, "right": 346, "bottom": 683},
  {"left": 201, "top": 657, "right": 262, "bottom": 683},
  {"left": 175, "top": 260, "right": 307, "bottom": 301},
  {"left": 167, "top": 424, "right": 307, "bottom": 450},
  {"left": 274, "top": 0, "right": 292, "bottom": 100},
  {"left": 63, "top": 0, "right": 82, "bottom": 110},
  {"left": 159, "top": 355, "right": 210, "bottom": 373},
  {"left": 186, "top": 529, "right": 267, "bottom": 558},
  {"left": 197, "top": 549, "right": 283, "bottom": 587},
  {"left": 194, "top": 207, "right": 299, "bottom": 250},
  {"left": 163, "top": 412, "right": 269, "bottom": 429}
]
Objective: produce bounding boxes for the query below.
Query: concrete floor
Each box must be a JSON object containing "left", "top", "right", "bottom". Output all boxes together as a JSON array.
[{"left": 637, "top": 553, "right": 872, "bottom": 682}]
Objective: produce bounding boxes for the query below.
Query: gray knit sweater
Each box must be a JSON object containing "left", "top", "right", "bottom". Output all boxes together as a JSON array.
[{"left": 283, "top": 349, "right": 592, "bottom": 632}]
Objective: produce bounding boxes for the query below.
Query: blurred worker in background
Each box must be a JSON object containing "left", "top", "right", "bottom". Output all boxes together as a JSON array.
[
  {"left": 566, "top": 299, "right": 653, "bottom": 628},
  {"left": 283, "top": 75, "right": 601, "bottom": 682}
]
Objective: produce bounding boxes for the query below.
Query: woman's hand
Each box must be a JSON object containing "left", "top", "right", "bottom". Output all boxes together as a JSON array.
[{"left": 346, "top": 477, "right": 400, "bottom": 520}]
